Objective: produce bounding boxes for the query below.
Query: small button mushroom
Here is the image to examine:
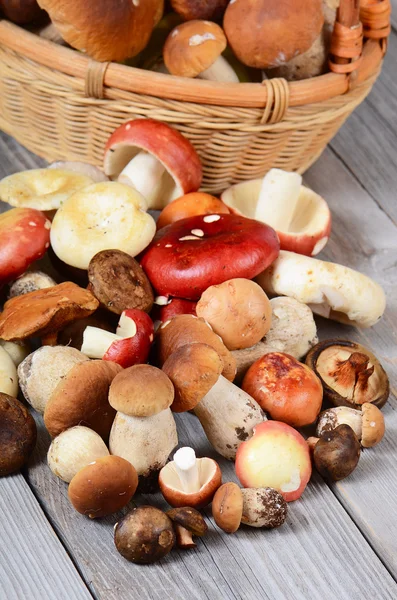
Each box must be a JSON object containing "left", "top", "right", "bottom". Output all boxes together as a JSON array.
[
  {"left": 0, "top": 393, "right": 37, "bottom": 476},
  {"left": 50, "top": 182, "right": 156, "bottom": 270},
  {"left": 311, "top": 424, "right": 361, "bottom": 481},
  {"left": 115, "top": 506, "right": 176, "bottom": 564},
  {"left": 68, "top": 455, "right": 138, "bottom": 518},
  {"left": 0, "top": 208, "right": 51, "bottom": 285},
  {"left": 159, "top": 447, "right": 221, "bottom": 508},
  {"left": 242, "top": 352, "right": 323, "bottom": 428},
  {"left": 0, "top": 345, "right": 18, "bottom": 397},
  {"left": 18, "top": 346, "right": 89, "bottom": 414},
  {"left": 166, "top": 507, "right": 208, "bottom": 545},
  {"left": 235, "top": 421, "right": 312, "bottom": 502},
  {"left": 48, "top": 161, "right": 109, "bottom": 183},
  {"left": 196, "top": 279, "right": 273, "bottom": 351},
  {"left": 8, "top": 271, "right": 56, "bottom": 298},
  {"left": 0, "top": 282, "right": 99, "bottom": 341},
  {"left": 103, "top": 119, "right": 202, "bottom": 210},
  {"left": 162, "top": 343, "right": 223, "bottom": 412},
  {"left": 156, "top": 192, "right": 230, "bottom": 230},
  {"left": 212, "top": 483, "right": 288, "bottom": 532},
  {"left": 88, "top": 250, "right": 154, "bottom": 314},
  {"left": 140, "top": 213, "right": 280, "bottom": 301},
  {"left": 306, "top": 340, "right": 390, "bottom": 409},
  {"left": 47, "top": 426, "right": 110, "bottom": 483},
  {"left": 81, "top": 308, "right": 154, "bottom": 369},
  {"left": 316, "top": 404, "right": 385, "bottom": 448},
  {"left": 44, "top": 360, "right": 121, "bottom": 439}
]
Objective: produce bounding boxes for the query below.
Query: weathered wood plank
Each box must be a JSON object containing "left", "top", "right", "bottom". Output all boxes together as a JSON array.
[
  {"left": 0, "top": 473, "right": 92, "bottom": 600},
  {"left": 391, "top": 1, "right": 397, "bottom": 30}
]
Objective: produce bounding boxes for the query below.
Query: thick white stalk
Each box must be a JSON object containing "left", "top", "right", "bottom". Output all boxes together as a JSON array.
[
  {"left": 255, "top": 169, "right": 302, "bottom": 231},
  {"left": 199, "top": 56, "right": 239, "bottom": 83},
  {"left": 81, "top": 327, "right": 122, "bottom": 359},
  {"left": 173, "top": 447, "right": 201, "bottom": 493},
  {"left": 118, "top": 151, "right": 165, "bottom": 203}
]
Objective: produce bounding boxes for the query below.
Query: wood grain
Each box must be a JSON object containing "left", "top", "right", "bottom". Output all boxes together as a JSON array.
[
  {"left": 0, "top": 474, "right": 92, "bottom": 600},
  {"left": 391, "top": 0, "right": 397, "bottom": 30}
]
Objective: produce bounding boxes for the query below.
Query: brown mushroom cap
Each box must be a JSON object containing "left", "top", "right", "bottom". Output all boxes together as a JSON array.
[
  {"left": 88, "top": 250, "right": 154, "bottom": 314},
  {"left": 166, "top": 507, "right": 208, "bottom": 536},
  {"left": 313, "top": 424, "right": 361, "bottom": 481},
  {"left": 361, "top": 403, "right": 385, "bottom": 448},
  {"left": 109, "top": 365, "right": 174, "bottom": 417},
  {"left": 44, "top": 360, "right": 121, "bottom": 438},
  {"left": 68, "top": 455, "right": 138, "bottom": 518},
  {"left": 223, "top": 0, "right": 324, "bottom": 69},
  {"left": 212, "top": 482, "right": 243, "bottom": 534},
  {"left": 157, "top": 314, "right": 236, "bottom": 381},
  {"left": 115, "top": 506, "right": 176, "bottom": 564},
  {"left": 171, "top": 0, "right": 228, "bottom": 21},
  {"left": 164, "top": 20, "right": 227, "bottom": 77},
  {"left": 0, "top": 393, "right": 37, "bottom": 476},
  {"left": 0, "top": 282, "right": 99, "bottom": 341},
  {"left": 159, "top": 456, "right": 222, "bottom": 508},
  {"left": 162, "top": 343, "right": 223, "bottom": 412},
  {"left": 306, "top": 339, "right": 389, "bottom": 409}
]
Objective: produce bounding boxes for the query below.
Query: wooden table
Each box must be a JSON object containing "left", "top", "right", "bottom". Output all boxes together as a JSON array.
[{"left": 1, "top": 23, "right": 397, "bottom": 600}]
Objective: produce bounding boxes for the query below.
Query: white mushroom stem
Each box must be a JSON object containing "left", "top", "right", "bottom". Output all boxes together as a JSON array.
[
  {"left": 173, "top": 447, "right": 201, "bottom": 493},
  {"left": 81, "top": 328, "right": 122, "bottom": 359},
  {"left": 118, "top": 152, "right": 166, "bottom": 202},
  {"left": 199, "top": 56, "right": 239, "bottom": 83},
  {"left": 255, "top": 169, "right": 302, "bottom": 231},
  {"left": 116, "top": 312, "right": 138, "bottom": 338}
]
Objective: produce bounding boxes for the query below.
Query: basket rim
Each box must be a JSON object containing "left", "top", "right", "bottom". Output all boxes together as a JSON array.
[{"left": 0, "top": 20, "right": 385, "bottom": 109}]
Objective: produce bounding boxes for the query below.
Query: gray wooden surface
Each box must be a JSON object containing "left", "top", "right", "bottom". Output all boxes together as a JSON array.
[{"left": 1, "top": 23, "right": 397, "bottom": 600}]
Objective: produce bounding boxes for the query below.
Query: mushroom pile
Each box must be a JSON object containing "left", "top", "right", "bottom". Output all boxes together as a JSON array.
[
  {"left": 0, "top": 119, "right": 390, "bottom": 565},
  {"left": 6, "top": 1, "right": 345, "bottom": 82}
]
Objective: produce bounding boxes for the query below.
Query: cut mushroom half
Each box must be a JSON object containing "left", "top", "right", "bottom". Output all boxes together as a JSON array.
[
  {"left": 256, "top": 251, "right": 386, "bottom": 328},
  {"left": 159, "top": 447, "right": 222, "bottom": 508},
  {"left": 103, "top": 119, "right": 202, "bottom": 210},
  {"left": 221, "top": 171, "right": 332, "bottom": 256}
]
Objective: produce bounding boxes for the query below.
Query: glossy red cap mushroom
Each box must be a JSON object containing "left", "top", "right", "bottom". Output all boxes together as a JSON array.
[
  {"left": 140, "top": 213, "right": 280, "bottom": 300},
  {"left": 103, "top": 119, "right": 202, "bottom": 210}
]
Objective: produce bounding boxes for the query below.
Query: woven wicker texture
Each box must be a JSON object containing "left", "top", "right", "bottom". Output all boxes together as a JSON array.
[{"left": 0, "top": 0, "right": 390, "bottom": 193}]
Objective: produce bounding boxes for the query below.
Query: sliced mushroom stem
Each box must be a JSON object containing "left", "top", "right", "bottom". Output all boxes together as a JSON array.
[
  {"left": 198, "top": 55, "right": 239, "bottom": 83},
  {"left": 81, "top": 327, "right": 122, "bottom": 358},
  {"left": 173, "top": 447, "right": 201, "bottom": 493},
  {"left": 254, "top": 169, "right": 302, "bottom": 231},
  {"left": 174, "top": 524, "right": 196, "bottom": 549},
  {"left": 118, "top": 151, "right": 165, "bottom": 204}
]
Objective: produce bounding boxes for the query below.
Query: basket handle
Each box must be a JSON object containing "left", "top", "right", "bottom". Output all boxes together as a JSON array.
[{"left": 329, "top": 0, "right": 391, "bottom": 75}]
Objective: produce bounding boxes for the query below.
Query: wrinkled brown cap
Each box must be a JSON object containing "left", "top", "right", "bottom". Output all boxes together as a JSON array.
[{"left": 0, "top": 282, "right": 99, "bottom": 341}]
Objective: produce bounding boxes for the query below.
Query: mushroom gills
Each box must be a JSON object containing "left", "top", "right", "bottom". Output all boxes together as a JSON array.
[{"left": 163, "top": 455, "right": 219, "bottom": 493}]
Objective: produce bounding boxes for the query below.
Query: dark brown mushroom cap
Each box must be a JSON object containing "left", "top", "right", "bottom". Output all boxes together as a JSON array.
[
  {"left": 166, "top": 506, "right": 208, "bottom": 536},
  {"left": 88, "top": 250, "right": 154, "bottom": 315},
  {"left": 0, "top": 282, "right": 99, "bottom": 341},
  {"left": 0, "top": 393, "right": 37, "bottom": 476},
  {"left": 115, "top": 506, "right": 176, "bottom": 564},
  {"left": 44, "top": 360, "right": 121, "bottom": 439},
  {"left": 306, "top": 339, "right": 389, "bottom": 409},
  {"left": 170, "top": 0, "right": 229, "bottom": 21},
  {"left": 313, "top": 424, "right": 361, "bottom": 481}
]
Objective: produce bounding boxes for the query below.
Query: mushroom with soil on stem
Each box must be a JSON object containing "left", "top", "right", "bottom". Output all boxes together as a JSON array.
[
  {"left": 81, "top": 309, "right": 154, "bottom": 369},
  {"left": 309, "top": 424, "right": 361, "bottom": 481},
  {"left": 108, "top": 365, "right": 178, "bottom": 491},
  {"left": 103, "top": 119, "right": 202, "bottom": 210},
  {"left": 306, "top": 339, "right": 390, "bottom": 409},
  {"left": 164, "top": 20, "right": 239, "bottom": 83},
  {"left": 50, "top": 182, "right": 156, "bottom": 270},
  {"left": 231, "top": 296, "right": 318, "bottom": 382},
  {"left": 18, "top": 346, "right": 89, "bottom": 414},
  {"left": 212, "top": 482, "right": 288, "bottom": 533},
  {"left": 115, "top": 506, "right": 176, "bottom": 564},
  {"left": 0, "top": 393, "right": 37, "bottom": 476},
  {"left": 47, "top": 426, "right": 110, "bottom": 483},
  {"left": 221, "top": 170, "right": 332, "bottom": 257},
  {"left": 159, "top": 446, "right": 222, "bottom": 508},
  {"left": 255, "top": 250, "right": 386, "bottom": 328},
  {"left": 166, "top": 506, "right": 208, "bottom": 549},
  {"left": 68, "top": 455, "right": 138, "bottom": 518},
  {"left": 8, "top": 271, "right": 56, "bottom": 298},
  {"left": 140, "top": 213, "right": 280, "bottom": 301},
  {"left": 316, "top": 403, "right": 385, "bottom": 449}
]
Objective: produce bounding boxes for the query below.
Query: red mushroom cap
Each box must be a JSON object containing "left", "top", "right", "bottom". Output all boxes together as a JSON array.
[
  {"left": 103, "top": 119, "right": 202, "bottom": 200},
  {"left": 141, "top": 214, "right": 280, "bottom": 300},
  {"left": 151, "top": 298, "right": 197, "bottom": 324},
  {"left": 0, "top": 208, "right": 50, "bottom": 286},
  {"left": 103, "top": 309, "right": 154, "bottom": 368}
]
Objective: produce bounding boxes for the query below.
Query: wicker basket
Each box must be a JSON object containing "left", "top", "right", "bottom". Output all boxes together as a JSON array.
[{"left": 0, "top": 1, "right": 391, "bottom": 193}]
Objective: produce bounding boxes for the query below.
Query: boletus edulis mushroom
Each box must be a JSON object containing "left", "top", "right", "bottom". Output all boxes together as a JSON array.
[
  {"left": 316, "top": 404, "right": 385, "bottom": 449},
  {"left": 0, "top": 393, "right": 37, "bottom": 476},
  {"left": 166, "top": 506, "right": 208, "bottom": 549},
  {"left": 310, "top": 424, "right": 361, "bottom": 481},
  {"left": 306, "top": 340, "right": 389, "bottom": 409},
  {"left": 115, "top": 506, "right": 176, "bottom": 564}
]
